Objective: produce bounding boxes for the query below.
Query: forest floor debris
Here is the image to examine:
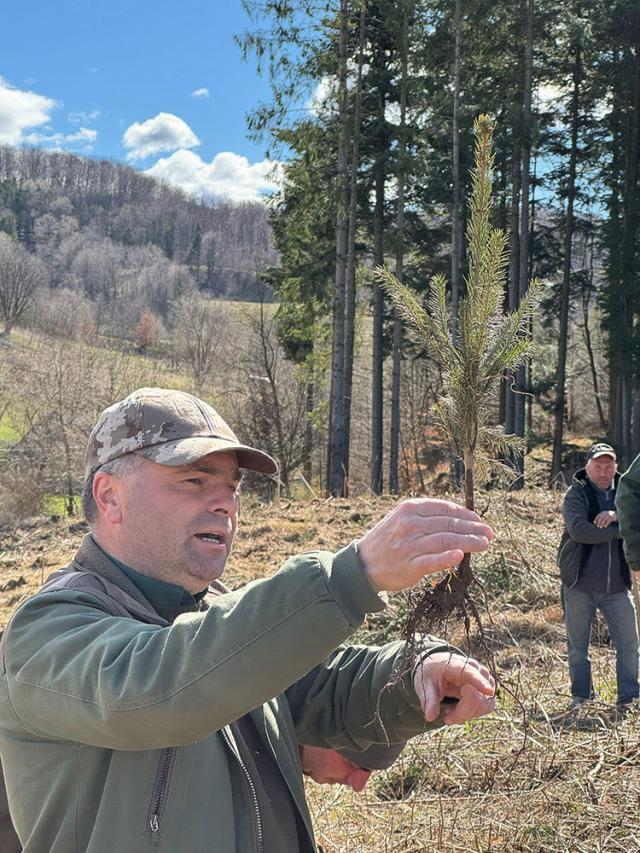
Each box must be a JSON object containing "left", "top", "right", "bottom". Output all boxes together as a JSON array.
[{"left": 1, "top": 487, "right": 637, "bottom": 852}]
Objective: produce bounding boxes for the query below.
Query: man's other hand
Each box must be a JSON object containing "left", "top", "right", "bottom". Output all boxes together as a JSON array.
[
  {"left": 357, "top": 499, "right": 493, "bottom": 592},
  {"left": 413, "top": 652, "right": 496, "bottom": 726},
  {"left": 594, "top": 510, "right": 617, "bottom": 529}
]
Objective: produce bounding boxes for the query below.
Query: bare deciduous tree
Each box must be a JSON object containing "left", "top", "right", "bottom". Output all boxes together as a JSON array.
[
  {"left": 172, "top": 295, "right": 227, "bottom": 391},
  {"left": 231, "top": 296, "right": 310, "bottom": 496},
  {"left": 0, "top": 234, "right": 47, "bottom": 335},
  {"left": 3, "top": 335, "right": 156, "bottom": 517}
]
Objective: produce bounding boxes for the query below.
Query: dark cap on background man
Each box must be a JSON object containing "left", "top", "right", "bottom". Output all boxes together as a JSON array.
[
  {"left": 85, "top": 387, "right": 278, "bottom": 481},
  {"left": 586, "top": 443, "right": 617, "bottom": 463}
]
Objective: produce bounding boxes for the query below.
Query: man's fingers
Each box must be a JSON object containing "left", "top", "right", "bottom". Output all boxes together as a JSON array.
[
  {"left": 409, "top": 536, "right": 490, "bottom": 574},
  {"left": 414, "top": 669, "right": 441, "bottom": 721},
  {"left": 444, "top": 684, "right": 496, "bottom": 725},
  {"left": 411, "top": 499, "right": 492, "bottom": 530},
  {"left": 446, "top": 660, "right": 496, "bottom": 697},
  {"left": 410, "top": 515, "right": 493, "bottom": 541}
]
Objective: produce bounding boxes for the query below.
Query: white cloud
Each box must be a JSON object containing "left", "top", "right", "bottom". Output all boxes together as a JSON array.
[
  {"left": 0, "top": 76, "right": 58, "bottom": 145},
  {"left": 145, "top": 149, "right": 282, "bottom": 203},
  {"left": 123, "top": 112, "right": 200, "bottom": 161},
  {"left": 307, "top": 77, "right": 335, "bottom": 116},
  {"left": 23, "top": 126, "right": 97, "bottom": 152},
  {"left": 191, "top": 88, "right": 210, "bottom": 100},
  {"left": 68, "top": 109, "right": 101, "bottom": 124}
]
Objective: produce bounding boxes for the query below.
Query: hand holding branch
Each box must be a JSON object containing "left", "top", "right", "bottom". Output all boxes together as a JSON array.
[{"left": 357, "top": 498, "right": 493, "bottom": 592}]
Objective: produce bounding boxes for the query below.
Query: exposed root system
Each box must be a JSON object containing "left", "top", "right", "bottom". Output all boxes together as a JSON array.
[{"left": 399, "top": 553, "right": 496, "bottom": 680}]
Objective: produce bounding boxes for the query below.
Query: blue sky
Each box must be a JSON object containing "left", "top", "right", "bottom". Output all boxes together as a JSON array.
[{"left": 0, "top": 0, "right": 307, "bottom": 202}]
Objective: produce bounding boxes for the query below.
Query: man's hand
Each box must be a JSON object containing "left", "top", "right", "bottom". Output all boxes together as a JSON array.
[
  {"left": 357, "top": 499, "right": 493, "bottom": 592},
  {"left": 594, "top": 510, "right": 617, "bottom": 529},
  {"left": 413, "top": 652, "right": 496, "bottom": 725}
]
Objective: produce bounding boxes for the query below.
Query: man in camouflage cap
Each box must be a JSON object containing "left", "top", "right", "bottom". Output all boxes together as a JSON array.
[{"left": 0, "top": 387, "right": 496, "bottom": 853}]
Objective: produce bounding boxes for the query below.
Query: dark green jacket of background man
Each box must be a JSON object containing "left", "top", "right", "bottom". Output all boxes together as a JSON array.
[
  {"left": 616, "top": 451, "right": 640, "bottom": 572},
  {"left": 0, "top": 535, "right": 450, "bottom": 853}
]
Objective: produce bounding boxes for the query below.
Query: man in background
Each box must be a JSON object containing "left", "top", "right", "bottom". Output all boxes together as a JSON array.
[{"left": 557, "top": 442, "right": 639, "bottom": 709}]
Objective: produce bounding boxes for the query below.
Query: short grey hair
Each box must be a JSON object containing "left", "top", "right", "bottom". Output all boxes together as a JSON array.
[{"left": 82, "top": 453, "right": 144, "bottom": 524}]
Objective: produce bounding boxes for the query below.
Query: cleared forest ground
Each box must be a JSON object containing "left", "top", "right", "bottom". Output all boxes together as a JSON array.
[{"left": 1, "top": 487, "right": 639, "bottom": 852}]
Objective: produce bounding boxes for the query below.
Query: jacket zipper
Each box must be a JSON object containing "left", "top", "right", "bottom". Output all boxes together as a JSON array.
[
  {"left": 607, "top": 540, "right": 612, "bottom": 594},
  {"left": 221, "top": 728, "right": 263, "bottom": 853},
  {"left": 148, "top": 747, "right": 176, "bottom": 833}
]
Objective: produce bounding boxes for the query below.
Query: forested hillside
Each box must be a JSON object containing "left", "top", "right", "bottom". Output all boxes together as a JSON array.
[{"left": 0, "top": 145, "right": 276, "bottom": 337}]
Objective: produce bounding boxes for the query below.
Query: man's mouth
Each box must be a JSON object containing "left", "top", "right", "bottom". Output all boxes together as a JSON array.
[{"left": 195, "top": 533, "right": 225, "bottom": 545}]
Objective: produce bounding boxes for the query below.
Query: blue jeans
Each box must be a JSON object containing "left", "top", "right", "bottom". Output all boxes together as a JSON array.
[{"left": 563, "top": 586, "right": 640, "bottom": 704}]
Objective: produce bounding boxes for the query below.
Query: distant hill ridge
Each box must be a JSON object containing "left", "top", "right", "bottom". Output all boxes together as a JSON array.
[{"left": 0, "top": 145, "right": 277, "bottom": 304}]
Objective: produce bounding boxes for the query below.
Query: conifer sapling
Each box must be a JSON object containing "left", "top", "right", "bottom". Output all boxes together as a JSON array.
[{"left": 376, "top": 115, "right": 540, "bottom": 651}]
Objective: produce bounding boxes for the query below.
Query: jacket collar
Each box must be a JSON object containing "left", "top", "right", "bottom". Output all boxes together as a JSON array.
[
  {"left": 71, "top": 535, "right": 222, "bottom": 624},
  {"left": 73, "top": 534, "right": 158, "bottom": 613}
]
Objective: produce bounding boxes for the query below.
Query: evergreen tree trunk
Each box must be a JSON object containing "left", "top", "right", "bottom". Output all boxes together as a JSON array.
[
  {"left": 504, "top": 148, "right": 521, "bottom": 437},
  {"left": 504, "top": 7, "right": 525, "bottom": 448},
  {"left": 451, "top": 0, "right": 463, "bottom": 332},
  {"left": 389, "top": 4, "right": 409, "bottom": 495},
  {"left": 370, "top": 57, "right": 388, "bottom": 495},
  {"left": 370, "top": 161, "right": 386, "bottom": 494},
  {"left": 327, "top": 0, "right": 350, "bottom": 496},
  {"left": 450, "top": 0, "right": 465, "bottom": 490},
  {"left": 551, "top": 42, "right": 581, "bottom": 482},
  {"left": 513, "top": 0, "right": 534, "bottom": 485},
  {"left": 527, "top": 151, "right": 538, "bottom": 433},
  {"left": 620, "top": 45, "right": 640, "bottom": 463},
  {"left": 343, "top": 5, "right": 366, "bottom": 483}
]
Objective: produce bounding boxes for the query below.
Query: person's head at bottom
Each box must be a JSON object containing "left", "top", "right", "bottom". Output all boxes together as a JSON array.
[{"left": 300, "top": 746, "right": 373, "bottom": 793}]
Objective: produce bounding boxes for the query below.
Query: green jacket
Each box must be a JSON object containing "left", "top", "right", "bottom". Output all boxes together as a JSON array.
[
  {"left": 0, "top": 536, "right": 449, "bottom": 852},
  {"left": 617, "top": 453, "right": 640, "bottom": 572}
]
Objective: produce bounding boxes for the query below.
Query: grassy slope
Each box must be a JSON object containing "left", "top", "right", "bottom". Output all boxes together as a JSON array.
[{"left": 1, "top": 488, "right": 638, "bottom": 852}]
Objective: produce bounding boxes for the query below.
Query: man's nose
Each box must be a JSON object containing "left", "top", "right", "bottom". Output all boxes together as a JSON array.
[
  {"left": 205, "top": 488, "right": 238, "bottom": 516},
  {"left": 347, "top": 769, "right": 371, "bottom": 792}
]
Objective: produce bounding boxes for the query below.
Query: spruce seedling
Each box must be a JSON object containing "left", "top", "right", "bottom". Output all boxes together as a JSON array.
[{"left": 376, "top": 115, "right": 540, "bottom": 647}]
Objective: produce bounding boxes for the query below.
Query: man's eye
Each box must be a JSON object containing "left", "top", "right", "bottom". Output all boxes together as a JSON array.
[{"left": 185, "top": 477, "right": 203, "bottom": 485}]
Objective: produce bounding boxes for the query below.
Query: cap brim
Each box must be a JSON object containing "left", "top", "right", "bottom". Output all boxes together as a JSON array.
[
  {"left": 338, "top": 743, "right": 405, "bottom": 771},
  {"left": 134, "top": 436, "right": 278, "bottom": 475},
  {"left": 590, "top": 451, "right": 616, "bottom": 461}
]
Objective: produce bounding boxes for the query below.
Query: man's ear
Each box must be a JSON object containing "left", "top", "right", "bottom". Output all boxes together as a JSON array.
[{"left": 93, "top": 472, "right": 123, "bottom": 524}]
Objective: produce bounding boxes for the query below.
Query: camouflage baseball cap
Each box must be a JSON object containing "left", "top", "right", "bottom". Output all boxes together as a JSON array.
[{"left": 85, "top": 387, "right": 278, "bottom": 481}]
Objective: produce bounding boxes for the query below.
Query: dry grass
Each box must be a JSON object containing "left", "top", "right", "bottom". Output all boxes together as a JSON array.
[{"left": 1, "top": 487, "right": 639, "bottom": 851}]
